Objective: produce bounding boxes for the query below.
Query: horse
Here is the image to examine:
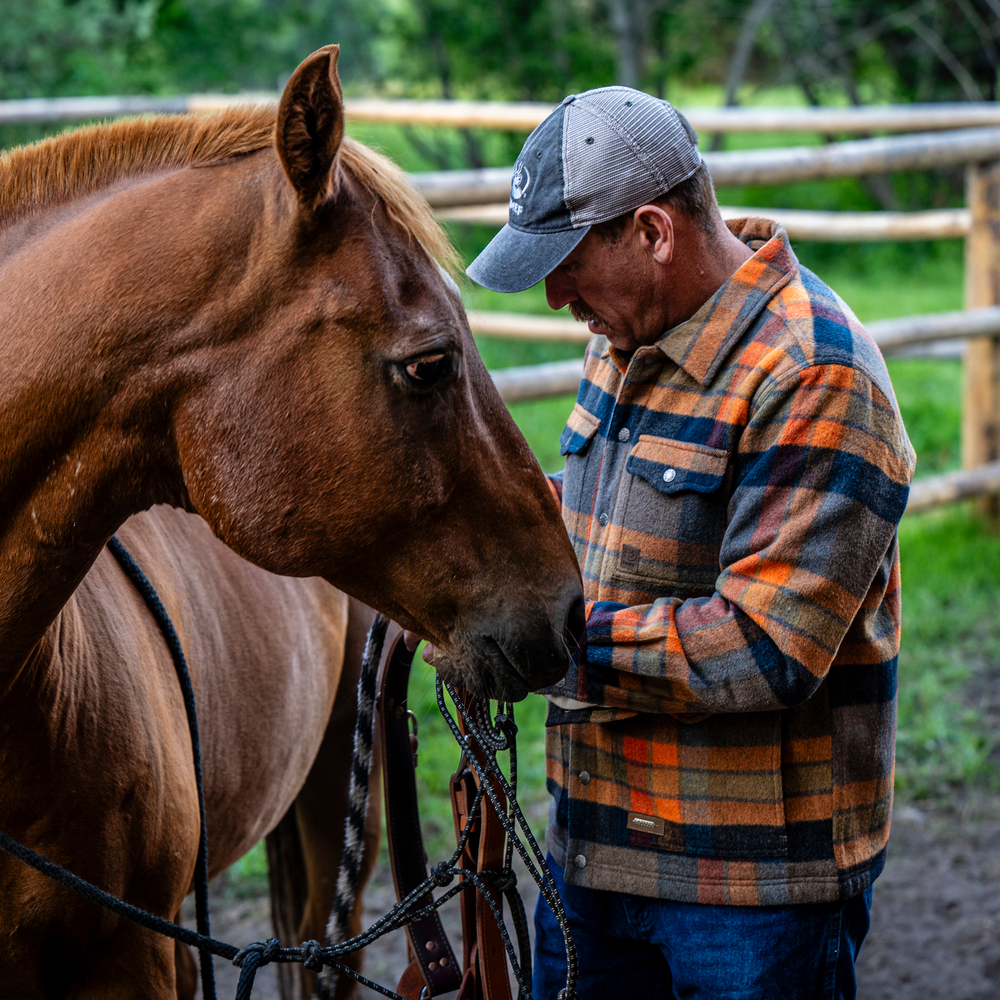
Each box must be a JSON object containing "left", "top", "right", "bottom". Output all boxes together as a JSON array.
[{"left": 0, "top": 44, "right": 585, "bottom": 1000}]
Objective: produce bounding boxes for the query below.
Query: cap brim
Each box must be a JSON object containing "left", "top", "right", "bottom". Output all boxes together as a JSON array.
[{"left": 466, "top": 223, "right": 590, "bottom": 293}]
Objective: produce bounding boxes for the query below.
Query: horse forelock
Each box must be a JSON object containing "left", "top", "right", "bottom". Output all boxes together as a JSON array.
[
  {"left": 0, "top": 108, "right": 459, "bottom": 273},
  {"left": 338, "top": 137, "right": 460, "bottom": 275}
]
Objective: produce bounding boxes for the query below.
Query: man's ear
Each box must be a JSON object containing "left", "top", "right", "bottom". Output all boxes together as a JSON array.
[
  {"left": 633, "top": 204, "right": 674, "bottom": 265},
  {"left": 275, "top": 45, "right": 344, "bottom": 208}
]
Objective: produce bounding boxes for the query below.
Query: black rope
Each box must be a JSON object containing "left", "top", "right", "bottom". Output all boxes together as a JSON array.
[
  {"left": 105, "top": 536, "right": 216, "bottom": 1000},
  {"left": 0, "top": 545, "right": 578, "bottom": 1000},
  {"left": 0, "top": 829, "right": 238, "bottom": 958},
  {"left": 437, "top": 679, "right": 579, "bottom": 999}
]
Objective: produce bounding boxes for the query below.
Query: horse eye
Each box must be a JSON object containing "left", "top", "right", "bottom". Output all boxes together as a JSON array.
[{"left": 404, "top": 352, "right": 451, "bottom": 385}]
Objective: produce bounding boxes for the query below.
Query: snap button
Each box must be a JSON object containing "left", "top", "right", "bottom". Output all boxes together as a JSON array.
[
  {"left": 618, "top": 427, "right": 630, "bottom": 442},
  {"left": 574, "top": 854, "right": 587, "bottom": 869},
  {"left": 662, "top": 468, "right": 677, "bottom": 483},
  {"left": 598, "top": 512, "right": 609, "bottom": 526},
  {"left": 579, "top": 771, "right": 591, "bottom": 785}
]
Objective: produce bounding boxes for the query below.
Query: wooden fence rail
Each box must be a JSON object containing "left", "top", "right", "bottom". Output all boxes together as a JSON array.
[
  {"left": 412, "top": 128, "right": 1000, "bottom": 207},
  {"left": 5, "top": 94, "right": 1000, "bottom": 135},
  {"left": 440, "top": 203, "right": 971, "bottom": 242},
  {"left": 474, "top": 306, "right": 1000, "bottom": 351},
  {"left": 905, "top": 462, "right": 1000, "bottom": 513}
]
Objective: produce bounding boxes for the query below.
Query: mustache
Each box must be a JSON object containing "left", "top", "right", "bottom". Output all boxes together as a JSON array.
[{"left": 568, "top": 299, "right": 611, "bottom": 329}]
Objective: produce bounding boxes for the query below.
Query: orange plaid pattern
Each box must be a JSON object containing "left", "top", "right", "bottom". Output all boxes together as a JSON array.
[{"left": 542, "top": 219, "right": 915, "bottom": 904}]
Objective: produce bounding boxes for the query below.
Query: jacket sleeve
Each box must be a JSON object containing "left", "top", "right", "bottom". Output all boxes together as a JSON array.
[
  {"left": 577, "top": 363, "right": 914, "bottom": 715},
  {"left": 546, "top": 469, "right": 565, "bottom": 504}
]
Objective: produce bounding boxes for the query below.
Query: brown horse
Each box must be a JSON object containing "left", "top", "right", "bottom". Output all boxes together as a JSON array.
[{"left": 0, "top": 44, "right": 584, "bottom": 1000}]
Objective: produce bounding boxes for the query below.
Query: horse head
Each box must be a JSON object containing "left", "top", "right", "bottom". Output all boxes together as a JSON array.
[{"left": 160, "top": 47, "right": 584, "bottom": 700}]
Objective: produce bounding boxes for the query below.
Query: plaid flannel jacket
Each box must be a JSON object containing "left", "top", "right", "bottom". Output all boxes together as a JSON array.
[{"left": 542, "top": 218, "right": 916, "bottom": 905}]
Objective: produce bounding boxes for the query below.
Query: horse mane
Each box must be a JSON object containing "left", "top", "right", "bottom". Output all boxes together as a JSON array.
[{"left": 0, "top": 106, "right": 459, "bottom": 272}]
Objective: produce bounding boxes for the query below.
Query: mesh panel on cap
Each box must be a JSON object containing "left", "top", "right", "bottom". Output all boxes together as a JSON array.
[{"left": 562, "top": 87, "right": 701, "bottom": 227}]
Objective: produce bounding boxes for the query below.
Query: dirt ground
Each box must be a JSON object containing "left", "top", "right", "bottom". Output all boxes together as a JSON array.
[{"left": 188, "top": 799, "right": 1000, "bottom": 1000}]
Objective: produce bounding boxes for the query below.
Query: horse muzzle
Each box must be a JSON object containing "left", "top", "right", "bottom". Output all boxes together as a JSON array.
[{"left": 435, "top": 587, "right": 586, "bottom": 702}]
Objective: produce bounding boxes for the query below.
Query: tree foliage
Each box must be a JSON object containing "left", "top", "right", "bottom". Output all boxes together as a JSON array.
[
  {"left": 745, "top": 0, "right": 1000, "bottom": 104},
  {"left": 6, "top": 0, "right": 1000, "bottom": 106},
  {"left": 1, "top": 0, "right": 161, "bottom": 99},
  {"left": 3, "top": 0, "right": 1000, "bottom": 175}
]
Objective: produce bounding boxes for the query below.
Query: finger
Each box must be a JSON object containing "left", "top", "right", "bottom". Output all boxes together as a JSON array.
[{"left": 403, "top": 630, "right": 421, "bottom": 652}]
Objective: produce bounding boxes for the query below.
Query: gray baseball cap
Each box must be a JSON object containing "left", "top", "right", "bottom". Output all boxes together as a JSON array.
[{"left": 466, "top": 86, "right": 702, "bottom": 293}]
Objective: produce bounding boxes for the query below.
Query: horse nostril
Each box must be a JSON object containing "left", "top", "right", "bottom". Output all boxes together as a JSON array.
[{"left": 563, "top": 594, "right": 586, "bottom": 652}]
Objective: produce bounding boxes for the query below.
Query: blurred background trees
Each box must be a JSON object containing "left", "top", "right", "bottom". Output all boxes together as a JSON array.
[{"left": 5, "top": 0, "right": 1000, "bottom": 106}]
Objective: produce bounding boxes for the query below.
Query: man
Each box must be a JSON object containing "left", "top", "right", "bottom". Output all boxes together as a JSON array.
[{"left": 466, "top": 87, "right": 915, "bottom": 1000}]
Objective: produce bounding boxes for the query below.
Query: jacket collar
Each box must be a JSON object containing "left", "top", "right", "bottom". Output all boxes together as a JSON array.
[{"left": 655, "top": 218, "right": 798, "bottom": 386}]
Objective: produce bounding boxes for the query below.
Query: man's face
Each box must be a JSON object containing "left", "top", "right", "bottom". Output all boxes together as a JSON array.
[{"left": 543, "top": 226, "right": 667, "bottom": 352}]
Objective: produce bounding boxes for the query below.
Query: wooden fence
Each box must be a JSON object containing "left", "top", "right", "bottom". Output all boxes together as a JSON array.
[
  {"left": 441, "top": 203, "right": 971, "bottom": 241},
  {"left": 6, "top": 94, "right": 1000, "bottom": 134},
  {"left": 412, "top": 127, "right": 1000, "bottom": 206},
  {"left": 2, "top": 93, "right": 998, "bottom": 513}
]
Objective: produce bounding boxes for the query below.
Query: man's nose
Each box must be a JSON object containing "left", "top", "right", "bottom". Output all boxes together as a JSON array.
[{"left": 544, "top": 269, "right": 578, "bottom": 311}]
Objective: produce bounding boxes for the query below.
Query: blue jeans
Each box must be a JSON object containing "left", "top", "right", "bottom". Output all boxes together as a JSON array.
[{"left": 533, "top": 855, "right": 872, "bottom": 1000}]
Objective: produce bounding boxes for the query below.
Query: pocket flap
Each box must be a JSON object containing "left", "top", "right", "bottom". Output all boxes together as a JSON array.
[
  {"left": 560, "top": 402, "right": 602, "bottom": 455},
  {"left": 626, "top": 435, "right": 728, "bottom": 494}
]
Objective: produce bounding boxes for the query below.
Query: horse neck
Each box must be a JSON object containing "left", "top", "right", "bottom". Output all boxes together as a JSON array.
[{"left": 0, "top": 163, "right": 266, "bottom": 676}]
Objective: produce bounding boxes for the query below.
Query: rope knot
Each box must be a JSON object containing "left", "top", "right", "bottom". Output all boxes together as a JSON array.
[
  {"left": 492, "top": 868, "right": 516, "bottom": 892},
  {"left": 300, "top": 939, "right": 325, "bottom": 972},
  {"left": 430, "top": 861, "right": 454, "bottom": 887},
  {"left": 495, "top": 712, "right": 518, "bottom": 741},
  {"left": 232, "top": 937, "right": 280, "bottom": 969}
]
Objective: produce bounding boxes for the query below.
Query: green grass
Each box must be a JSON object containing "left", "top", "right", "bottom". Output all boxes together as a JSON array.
[
  {"left": 809, "top": 243, "right": 964, "bottom": 322},
  {"left": 224, "top": 839, "right": 270, "bottom": 898},
  {"left": 886, "top": 357, "right": 962, "bottom": 478},
  {"left": 895, "top": 505, "right": 1000, "bottom": 801}
]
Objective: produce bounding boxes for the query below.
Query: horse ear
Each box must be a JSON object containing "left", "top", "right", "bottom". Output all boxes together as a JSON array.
[{"left": 276, "top": 45, "right": 345, "bottom": 207}]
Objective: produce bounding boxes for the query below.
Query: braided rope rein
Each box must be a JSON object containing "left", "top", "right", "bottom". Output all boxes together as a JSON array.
[{"left": 314, "top": 613, "right": 387, "bottom": 1000}]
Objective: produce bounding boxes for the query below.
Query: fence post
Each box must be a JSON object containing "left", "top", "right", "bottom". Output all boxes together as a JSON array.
[{"left": 963, "top": 161, "right": 1000, "bottom": 522}]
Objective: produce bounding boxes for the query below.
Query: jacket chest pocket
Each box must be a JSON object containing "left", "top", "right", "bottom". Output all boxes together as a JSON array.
[{"left": 607, "top": 435, "right": 729, "bottom": 592}]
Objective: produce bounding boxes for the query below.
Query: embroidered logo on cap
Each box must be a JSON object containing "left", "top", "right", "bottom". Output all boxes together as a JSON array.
[{"left": 509, "top": 160, "right": 531, "bottom": 216}]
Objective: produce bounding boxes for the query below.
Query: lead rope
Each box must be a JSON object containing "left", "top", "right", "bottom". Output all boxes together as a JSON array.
[
  {"left": 105, "top": 537, "right": 217, "bottom": 1000},
  {"left": 309, "top": 609, "right": 579, "bottom": 1000},
  {"left": 438, "top": 683, "right": 579, "bottom": 1000}
]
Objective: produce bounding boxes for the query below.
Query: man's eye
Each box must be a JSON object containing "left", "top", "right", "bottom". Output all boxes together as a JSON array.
[{"left": 404, "top": 353, "right": 451, "bottom": 384}]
